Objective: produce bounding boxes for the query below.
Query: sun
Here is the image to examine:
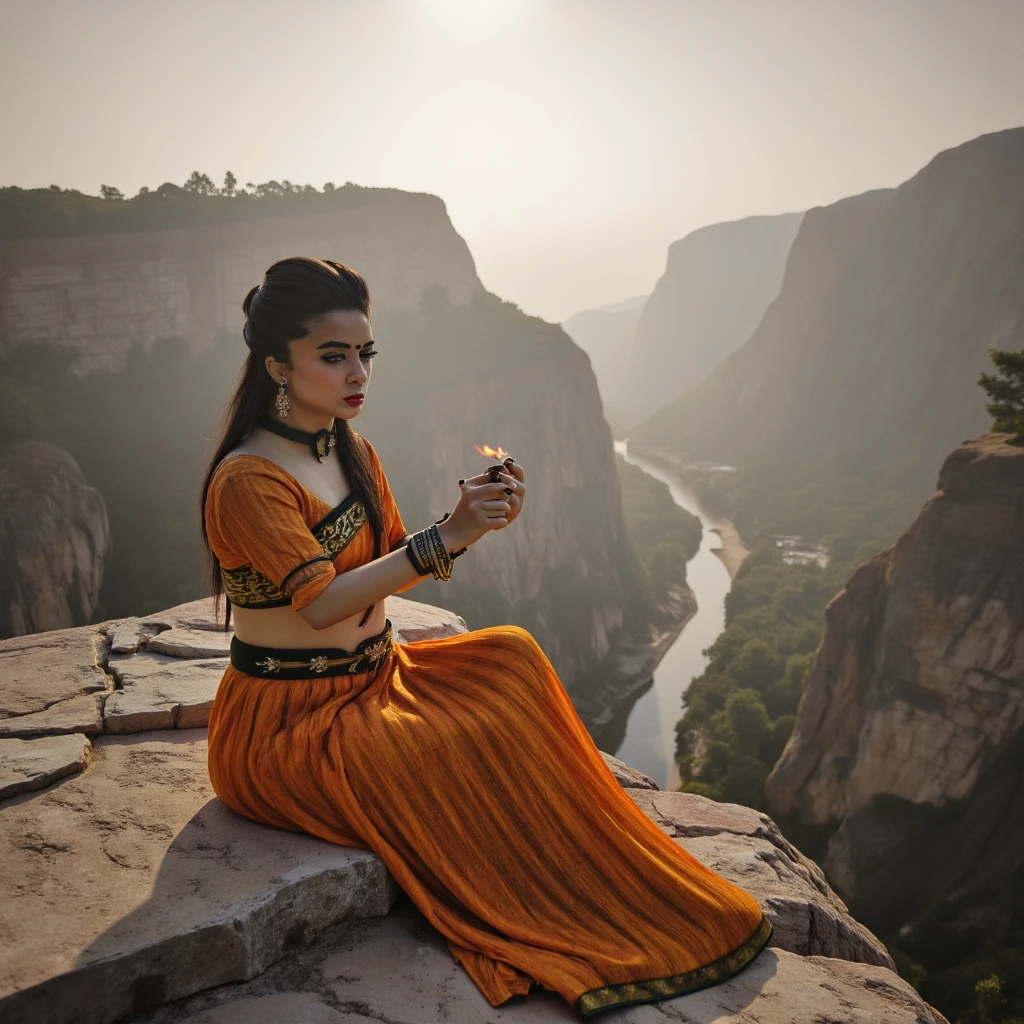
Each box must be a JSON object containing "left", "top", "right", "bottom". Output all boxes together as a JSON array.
[{"left": 424, "top": 0, "right": 531, "bottom": 37}]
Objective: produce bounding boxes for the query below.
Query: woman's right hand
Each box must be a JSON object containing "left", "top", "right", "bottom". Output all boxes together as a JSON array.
[{"left": 437, "top": 470, "right": 515, "bottom": 553}]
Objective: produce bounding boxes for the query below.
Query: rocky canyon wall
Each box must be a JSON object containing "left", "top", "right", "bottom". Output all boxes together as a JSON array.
[
  {"left": 0, "top": 190, "right": 482, "bottom": 373},
  {"left": 0, "top": 441, "right": 110, "bottom": 639},
  {"left": 765, "top": 432, "right": 1024, "bottom": 929},
  {"left": 629, "top": 128, "right": 1024, "bottom": 474}
]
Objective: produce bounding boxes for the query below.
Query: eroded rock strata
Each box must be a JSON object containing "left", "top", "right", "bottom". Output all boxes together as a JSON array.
[{"left": 766, "top": 433, "right": 1024, "bottom": 931}]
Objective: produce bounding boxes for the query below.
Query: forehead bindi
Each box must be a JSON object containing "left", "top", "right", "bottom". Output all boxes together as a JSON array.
[{"left": 302, "top": 312, "right": 372, "bottom": 352}]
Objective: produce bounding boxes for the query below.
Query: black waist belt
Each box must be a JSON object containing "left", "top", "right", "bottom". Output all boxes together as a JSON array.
[{"left": 230, "top": 619, "right": 394, "bottom": 678}]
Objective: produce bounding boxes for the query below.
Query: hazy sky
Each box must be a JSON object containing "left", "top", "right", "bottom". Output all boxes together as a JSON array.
[{"left": 3, "top": 0, "right": 1023, "bottom": 323}]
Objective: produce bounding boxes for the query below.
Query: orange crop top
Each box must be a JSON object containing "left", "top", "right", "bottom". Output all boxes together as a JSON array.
[{"left": 205, "top": 436, "right": 417, "bottom": 611}]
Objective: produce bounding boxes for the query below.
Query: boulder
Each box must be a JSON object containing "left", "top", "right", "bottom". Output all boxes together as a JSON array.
[
  {"left": 0, "top": 731, "right": 397, "bottom": 1024},
  {"left": 0, "top": 441, "right": 110, "bottom": 640}
]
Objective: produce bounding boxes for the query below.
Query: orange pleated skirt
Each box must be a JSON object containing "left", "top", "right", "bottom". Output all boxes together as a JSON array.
[{"left": 207, "top": 623, "right": 771, "bottom": 1017}]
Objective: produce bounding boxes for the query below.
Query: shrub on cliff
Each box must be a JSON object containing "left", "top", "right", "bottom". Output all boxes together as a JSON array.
[{"left": 978, "top": 347, "right": 1024, "bottom": 442}]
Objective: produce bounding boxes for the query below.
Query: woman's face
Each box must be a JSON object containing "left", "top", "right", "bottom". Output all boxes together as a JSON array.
[{"left": 266, "top": 309, "right": 376, "bottom": 424}]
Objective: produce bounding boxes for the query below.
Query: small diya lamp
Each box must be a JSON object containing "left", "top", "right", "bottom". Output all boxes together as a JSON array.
[{"left": 475, "top": 443, "right": 513, "bottom": 483}]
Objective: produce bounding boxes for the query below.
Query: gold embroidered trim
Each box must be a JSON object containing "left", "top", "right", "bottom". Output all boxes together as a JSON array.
[
  {"left": 254, "top": 636, "right": 391, "bottom": 675},
  {"left": 319, "top": 500, "right": 368, "bottom": 559},
  {"left": 221, "top": 498, "right": 368, "bottom": 608},
  {"left": 221, "top": 564, "right": 290, "bottom": 606},
  {"left": 575, "top": 913, "right": 773, "bottom": 1018}
]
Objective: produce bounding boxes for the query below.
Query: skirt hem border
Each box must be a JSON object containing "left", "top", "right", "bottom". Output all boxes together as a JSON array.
[{"left": 573, "top": 912, "right": 773, "bottom": 1019}]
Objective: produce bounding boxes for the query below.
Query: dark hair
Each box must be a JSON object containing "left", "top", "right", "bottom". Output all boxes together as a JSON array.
[{"left": 199, "top": 256, "right": 385, "bottom": 631}]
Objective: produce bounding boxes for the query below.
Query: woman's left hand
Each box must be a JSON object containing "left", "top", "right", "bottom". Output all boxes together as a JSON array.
[
  {"left": 460, "top": 459, "right": 526, "bottom": 526},
  {"left": 500, "top": 458, "right": 526, "bottom": 524}
]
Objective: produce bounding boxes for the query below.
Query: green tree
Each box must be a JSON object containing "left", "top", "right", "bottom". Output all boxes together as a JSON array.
[
  {"left": 724, "top": 688, "right": 771, "bottom": 750},
  {"left": 650, "top": 540, "right": 689, "bottom": 591},
  {"left": 973, "top": 973, "right": 1005, "bottom": 1023},
  {"left": 730, "top": 638, "right": 783, "bottom": 693},
  {"left": 978, "top": 347, "right": 1024, "bottom": 440},
  {"left": 183, "top": 170, "right": 217, "bottom": 195}
]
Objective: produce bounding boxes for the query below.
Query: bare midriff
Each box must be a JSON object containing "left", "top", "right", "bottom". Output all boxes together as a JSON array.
[{"left": 230, "top": 598, "right": 389, "bottom": 653}]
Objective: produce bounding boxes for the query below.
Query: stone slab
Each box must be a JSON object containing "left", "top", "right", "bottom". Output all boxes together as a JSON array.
[
  {"left": 599, "top": 751, "right": 658, "bottom": 790},
  {"left": 0, "top": 731, "right": 398, "bottom": 1024},
  {"left": 388, "top": 595, "right": 469, "bottom": 643},
  {"left": 145, "top": 629, "right": 232, "bottom": 659},
  {"left": 105, "top": 599, "right": 232, "bottom": 655},
  {"left": 140, "top": 597, "right": 231, "bottom": 633},
  {"left": 136, "top": 897, "right": 948, "bottom": 1024},
  {"left": 104, "top": 654, "right": 227, "bottom": 733},
  {"left": 105, "top": 595, "right": 468, "bottom": 656},
  {"left": 628, "top": 789, "right": 894, "bottom": 969},
  {"left": 107, "top": 618, "right": 160, "bottom": 654},
  {"left": 0, "top": 625, "right": 109, "bottom": 717},
  {"left": 0, "top": 733, "right": 91, "bottom": 800},
  {"left": 170, "top": 993, "right": 368, "bottom": 1024},
  {"left": 0, "top": 691, "right": 105, "bottom": 739}
]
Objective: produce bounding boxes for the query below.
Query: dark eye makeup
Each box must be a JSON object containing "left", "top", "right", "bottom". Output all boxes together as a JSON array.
[{"left": 324, "top": 349, "right": 378, "bottom": 363}]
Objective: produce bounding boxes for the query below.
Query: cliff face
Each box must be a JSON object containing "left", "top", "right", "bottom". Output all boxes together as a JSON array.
[
  {"left": 765, "top": 433, "right": 1024, "bottom": 926},
  {"left": 0, "top": 441, "right": 110, "bottom": 640},
  {"left": 625, "top": 212, "right": 802, "bottom": 429},
  {"left": 629, "top": 128, "right": 1024, "bottom": 472},
  {"left": 561, "top": 294, "right": 647, "bottom": 436},
  {"left": 0, "top": 190, "right": 482, "bottom": 373}
]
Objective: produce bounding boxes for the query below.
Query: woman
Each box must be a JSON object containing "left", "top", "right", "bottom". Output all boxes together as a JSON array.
[{"left": 200, "top": 256, "right": 772, "bottom": 1018}]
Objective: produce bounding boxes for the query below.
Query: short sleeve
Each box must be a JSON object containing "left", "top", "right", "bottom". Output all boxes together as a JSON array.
[
  {"left": 207, "top": 462, "right": 336, "bottom": 611},
  {"left": 361, "top": 438, "right": 408, "bottom": 552}
]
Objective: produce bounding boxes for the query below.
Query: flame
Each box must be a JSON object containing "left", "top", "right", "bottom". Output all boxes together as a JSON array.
[{"left": 475, "top": 443, "right": 510, "bottom": 460}]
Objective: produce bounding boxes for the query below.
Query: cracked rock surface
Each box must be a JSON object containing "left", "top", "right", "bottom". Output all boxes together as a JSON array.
[
  {"left": 104, "top": 653, "right": 227, "bottom": 732},
  {"left": 628, "top": 789, "right": 894, "bottom": 968},
  {"left": 0, "top": 595, "right": 469, "bottom": 794}
]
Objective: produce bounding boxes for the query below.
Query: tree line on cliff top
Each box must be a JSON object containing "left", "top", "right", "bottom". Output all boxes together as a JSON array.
[{"left": 0, "top": 171, "right": 398, "bottom": 238}]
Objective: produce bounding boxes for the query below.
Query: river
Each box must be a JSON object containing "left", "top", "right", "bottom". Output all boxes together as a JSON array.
[{"left": 606, "top": 440, "right": 735, "bottom": 790}]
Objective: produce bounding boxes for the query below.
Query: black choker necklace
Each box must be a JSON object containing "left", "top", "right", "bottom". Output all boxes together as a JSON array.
[{"left": 257, "top": 413, "right": 337, "bottom": 462}]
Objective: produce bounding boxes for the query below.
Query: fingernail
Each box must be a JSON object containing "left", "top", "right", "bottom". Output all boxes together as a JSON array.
[
  {"left": 458, "top": 479, "right": 465, "bottom": 485},
  {"left": 503, "top": 487, "right": 512, "bottom": 494}
]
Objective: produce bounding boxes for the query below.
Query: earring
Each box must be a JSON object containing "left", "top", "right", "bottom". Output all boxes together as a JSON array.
[{"left": 275, "top": 377, "right": 290, "bottom": 418}]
